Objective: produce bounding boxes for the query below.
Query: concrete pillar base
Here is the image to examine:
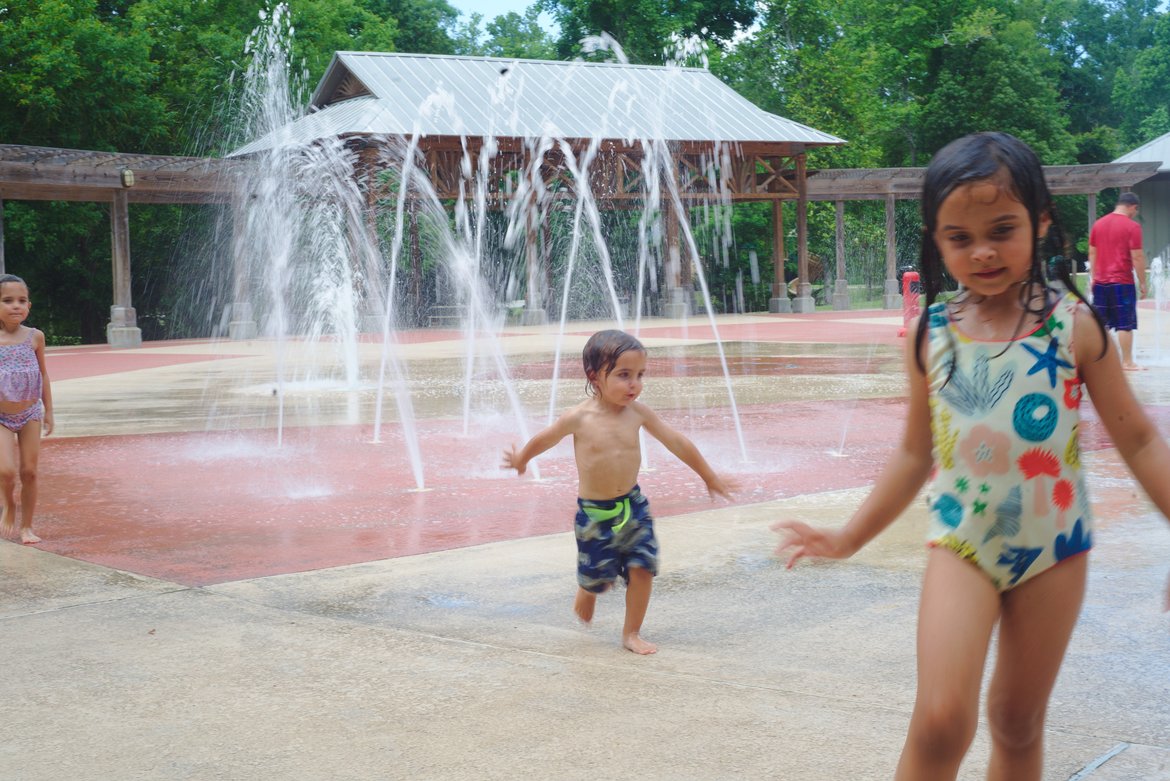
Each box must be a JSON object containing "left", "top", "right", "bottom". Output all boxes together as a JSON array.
[
  {"left": 106, "top": 326, "right": 142, "bottom": 349},
  {"left": 360, "top": 315, "right": 386, "bottom": 334},
  {"left": 768, "top": 296, "right": 792, "bottom": 313},
  {"left": 791, "top": 282, "right": 816, "bottom": 313},
  {"left": 661, "top": 287, "right": 691, "bottom": 319},
  {"left": 884, "top": 278, "right": 902, "bottom": 310},
  {"left": 832, "top": 280, "right": 851, "bottom": 311},
  {"left": 107, "top": 306, "right": 141, "bottom": 348},
  {"left": 229, "top": 303, "right": 260, "bottom": 340},
  {"left": 791, "top": 296, "right": 816, "bottom": 313},
  {"left": 520, "top": 308, "right": 548, "bottom": 326},
  {"left": 229, "top": 320, "right": 259, "bottom": 340}
]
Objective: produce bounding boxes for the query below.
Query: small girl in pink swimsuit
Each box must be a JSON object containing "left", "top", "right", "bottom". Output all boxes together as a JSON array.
[{"left": 0, "top": 274, "right": 53, "bottom": 544}]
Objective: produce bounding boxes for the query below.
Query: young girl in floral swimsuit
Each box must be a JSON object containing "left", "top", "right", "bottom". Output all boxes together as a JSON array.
[{"left": 774, "top": 132, "right": 1170, "bottom": 780}]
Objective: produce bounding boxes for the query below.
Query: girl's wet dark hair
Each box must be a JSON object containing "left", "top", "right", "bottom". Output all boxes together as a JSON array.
[
  {"left": 582, "top": 329, "right": 645, "bottom": 397},
  {"left": 914, "top": 131, "right": 1104, "bottom": 370}
]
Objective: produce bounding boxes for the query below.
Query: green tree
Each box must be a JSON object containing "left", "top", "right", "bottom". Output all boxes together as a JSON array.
[
  {"left": 0, "top": 0, "right": 171, "bottom": 150},
  {"left": 485, "top": 9, "right": 557, "bottom": 59},
  {"left": 538, "top": 0, "right": 755, "bottom": 64},
  {"left": 1112, "top": 11, "right": 1170, "bottom": 148},
  {"left": 453, "top": 8, "right": 556, "bottom": 59},
  {"left": 917, "top": 6, "right": 1077, "bottom": 164},
  {"left": 361, "top": 0, "right": 459, "bottom": 53},
  {"left": 129, "top": 0, "right": 400, "bottom": 153}
]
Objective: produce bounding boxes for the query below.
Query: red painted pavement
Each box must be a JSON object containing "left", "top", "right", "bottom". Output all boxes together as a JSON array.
[
  {"left": 35, "top": 398, "right": 908, "bottom": 586},
  {"left": 46, "top": 351, "right": 250, "bottom": 381}
]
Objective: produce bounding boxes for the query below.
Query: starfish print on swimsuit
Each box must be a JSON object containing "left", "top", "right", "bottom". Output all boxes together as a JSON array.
[{"left": 1022, "top": 338, "right": 1073, "bottom": 388}]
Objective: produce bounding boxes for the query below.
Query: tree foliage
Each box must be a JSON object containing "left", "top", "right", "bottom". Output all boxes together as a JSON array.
[
  {"left": 453, "top": 8, "right": 557, "bottom": 59},
  {"left": 539, "top": 0, "right": 756, "bottom": 63}
]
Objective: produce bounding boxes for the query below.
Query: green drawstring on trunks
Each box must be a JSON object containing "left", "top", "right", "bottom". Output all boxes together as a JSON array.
[{"left": 583, "top": 497, "right": 632, "bottom": 532}]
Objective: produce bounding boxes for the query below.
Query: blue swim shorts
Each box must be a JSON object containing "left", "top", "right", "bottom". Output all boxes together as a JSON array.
[
  {"left": 1092, "top": 282, "right": 1138, "bottom": 331},
  {"left": 574, "top": 485, "right": 658, "bottom": 593}
]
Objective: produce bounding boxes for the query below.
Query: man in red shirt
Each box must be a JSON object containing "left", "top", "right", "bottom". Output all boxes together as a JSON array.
[{"left": 1089, "top": 191, "right": 1147, "bottom": 370}]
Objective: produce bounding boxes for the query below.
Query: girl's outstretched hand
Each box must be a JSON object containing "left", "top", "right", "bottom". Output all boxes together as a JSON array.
[{"left": 771, "top": 520, "right": 852, "bottom": 569}]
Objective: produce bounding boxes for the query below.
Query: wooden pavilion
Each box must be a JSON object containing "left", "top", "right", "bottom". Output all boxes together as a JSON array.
[{"left": 228, "top": 51, "right": 847, "bottom": 325}]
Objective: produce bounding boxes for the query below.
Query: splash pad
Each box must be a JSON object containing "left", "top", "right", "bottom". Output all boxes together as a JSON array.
[{"left": 39, "top": 315, "right": 910, "bottom": 585}]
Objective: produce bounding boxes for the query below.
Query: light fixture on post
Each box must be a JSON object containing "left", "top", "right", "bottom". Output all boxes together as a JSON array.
[{"left": 120, "top": 168, "right": 135, "bottom": 188}]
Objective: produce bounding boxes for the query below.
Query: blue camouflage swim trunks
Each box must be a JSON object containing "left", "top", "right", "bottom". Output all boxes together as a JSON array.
[{"left": 575, "top": 485, "right": 658, "bottom": 592}]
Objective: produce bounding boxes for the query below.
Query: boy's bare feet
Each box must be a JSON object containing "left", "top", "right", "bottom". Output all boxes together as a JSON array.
[
  {"left": 574, "top": 587, "right": 597, "bottom": 624},
  {"left": 0, "top": 508, "right": 12, "bottom": 540},
  {"left": 622, "top": 633, "right": 657, "bottom": 655},
  {"left": 20, "top": 527, "right": 40, "bottom": 544},
  {"left": 1123, "top": 363, "right": 1145, "bottom": 371}
]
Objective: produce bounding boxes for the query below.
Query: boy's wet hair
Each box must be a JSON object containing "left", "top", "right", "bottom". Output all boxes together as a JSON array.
[
  {"left": 0, "top": 274, "right": 27, "bottom": 289},
  {"left": 914, "top": 131, "right": 1103, "bottom": 369},
  {"left": 582, "top": 329, "right": 645, "bottom": 397}
]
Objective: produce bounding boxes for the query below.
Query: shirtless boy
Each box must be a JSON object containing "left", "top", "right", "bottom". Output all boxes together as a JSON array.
[{"left": 503, "top": 329, "right": 732, "bottom": 654}]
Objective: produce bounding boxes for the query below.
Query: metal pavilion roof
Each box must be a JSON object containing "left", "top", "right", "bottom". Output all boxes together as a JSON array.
[
  {"left": 230, "top": 51, "right": 846, "bottom": 156},
  {"left": 1113, "top": 132, "right": 1170, "bottom": 172}
]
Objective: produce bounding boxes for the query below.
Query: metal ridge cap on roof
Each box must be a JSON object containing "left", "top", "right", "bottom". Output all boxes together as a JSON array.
[{"left": 334, "top": 50, "right": 710, "bottom": 73}]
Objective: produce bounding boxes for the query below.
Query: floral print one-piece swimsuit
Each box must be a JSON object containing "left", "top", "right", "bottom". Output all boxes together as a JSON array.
[{"left": 925, "top": 292, "right": 1093, "bottom": 591}]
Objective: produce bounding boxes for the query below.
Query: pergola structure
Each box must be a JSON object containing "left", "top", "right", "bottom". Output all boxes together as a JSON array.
[
  {"left": 0, "top": 144, "right": 245, "bottom": 346},
  {"left": 805, "top": 162, "right": 1161, "bottom": 308}
]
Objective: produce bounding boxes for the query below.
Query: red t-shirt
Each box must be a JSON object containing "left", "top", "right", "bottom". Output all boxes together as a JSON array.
[{"left": 1089, "top": 212, "right": 1143, "bottom": 284}]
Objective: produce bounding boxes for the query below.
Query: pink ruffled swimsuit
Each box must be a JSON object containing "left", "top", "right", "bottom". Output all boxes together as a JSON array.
[{"left": 0, "top": 330, "right": 44, "bottom": 431}]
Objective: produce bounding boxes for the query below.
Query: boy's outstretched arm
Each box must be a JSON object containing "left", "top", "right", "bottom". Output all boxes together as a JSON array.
[
  {"left": 502, "top": 410, "right": 577, "bottom": 475},
  {"left": 774, "top": 324, "right": 934, "bottom": 567},
  {"left": 636, "top": 402, "right": 734, "bottom": 500}
]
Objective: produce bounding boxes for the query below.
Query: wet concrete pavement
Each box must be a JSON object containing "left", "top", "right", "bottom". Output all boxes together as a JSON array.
[{"left": 2, "top": 309, "right": 1169, "bottom": 780}]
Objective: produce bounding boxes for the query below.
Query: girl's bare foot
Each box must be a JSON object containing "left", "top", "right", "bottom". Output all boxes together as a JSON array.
[
  {"left": 622, "top": 633, "right": 657, "bottom": 655},
  {"left": 0, "top": 508, "right": 12, "bottom": 540},
  {"left": 20, "top": 528, "right": 41, "bottom": 544},
  {"left": 574, "top": 588, "right": 597, "bottom": 624}
]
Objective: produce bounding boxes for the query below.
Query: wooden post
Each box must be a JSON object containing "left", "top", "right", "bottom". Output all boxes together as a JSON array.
[
  {"left": 228, "top": 192, "right": 257, "bottom": 340},
  {"left": 522, "top": 185, "right": 547, "bottom": 325},
  {"left": 883, "top": 193, "right": 901, "bottom": 309},
  {"left": 107, "top": 190, "right": 141, "bottom": 347},
  {"left": 1087, "top": 193, "right": 1097, "bottom": 240},
  {"left": 832, "top": 200, "right": 850, "bottom": 310},
  {"left": 792, "top": 155, "right": 815, "bottom": 312},
  {"left": 410, "top": 202, "right": 422, "bottom": 326},
  {"left": 768, "top": 198, "right": 791, "bottom": 312},
  {"left": 662, "top": 200, "right": 688, "bottom": 317},
  {"left": 1086, "top": 192, "right": 1098, "bottom": 287},
  {"left": 362, "top": 158, "right": 384, "bottom": 333},
  {"left": 542, "top": 210, "right": 552, "bottom": 315}
]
